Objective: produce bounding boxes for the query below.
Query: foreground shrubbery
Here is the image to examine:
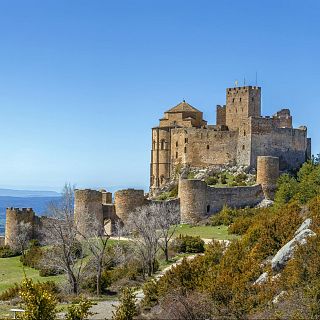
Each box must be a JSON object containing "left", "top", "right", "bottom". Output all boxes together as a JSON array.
[
  {"left": 171, "top": 235, "right": 205, "bottom": 253},
  {"left": 142, "top": 161, "right": 320, "bottom": 319},
  {"left": 0, "top": 245, "right": 20, "bottom": 258}
]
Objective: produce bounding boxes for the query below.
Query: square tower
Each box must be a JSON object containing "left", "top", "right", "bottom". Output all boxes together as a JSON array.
[{"left": 225, "top": 86, "right": 261, "bottom": 130}]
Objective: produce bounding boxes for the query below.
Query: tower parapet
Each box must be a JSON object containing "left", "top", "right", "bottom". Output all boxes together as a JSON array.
[
  {"left": 74, "top": 189, "right": 104, "bottom": 236},
  {"left": 5, "top": 208, "right": 35, "bottom": 247},
  {"left": 114, "top": 189, "right": 145, "bottom": 222},
  {"left": 178, "top": 179, "right": 207, "bottom": 224},
  {"left": 256, "top": 156, "right": 279, "bottom": 200}
]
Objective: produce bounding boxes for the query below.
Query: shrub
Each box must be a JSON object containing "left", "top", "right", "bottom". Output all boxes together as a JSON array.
[
  {"left": 0, "top": 283, "right": 20, "bottom": 301},
  {"left": 18, "top": 278, "right": 58, "bottom": 320},
  {"left": 173, "top": 235, "right": 205, "bottom": 253},
  {"left": 142, "top": 279, "right": 158, "bottom": 309},
  {"left": 65, "top": 297, "right": 95, "bottom": 320},
  {"left": 205, "top": 176, "right": 218, "bottom": 185},
  {"left": 0, "top": 245, "right": 20, "bottom": 258},
  {"left": 20, "top": 245, "right": 43, "bottom": 268},
  {"left": 112, "top": 287, "right": 137, "bottom": 320},
  {"left": 210, "top": 205, "right": 240, "bottom": 226},
  {"left": 39, "top": 266, "right": 63, "bottom": 277},
  {"left": 235, "top": 172, "right": 247, "bottom": 183},
  {"left": 220, "top": 173, "right": 227, "bottom": 184},
  {"left": 81, "top": 270, "right": 112, "bottom": 294}
]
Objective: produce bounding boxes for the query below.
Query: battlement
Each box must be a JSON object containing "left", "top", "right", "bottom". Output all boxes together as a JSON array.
[{"left": 227, "top": 86, "right": 261, "bottom": 92}]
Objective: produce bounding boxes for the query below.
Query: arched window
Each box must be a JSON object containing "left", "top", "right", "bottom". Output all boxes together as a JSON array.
[
  {"left": 161, "top": 140, "right": 166, "bottom": 150},
  {"left": 153, "top": 140, "right": 156, "bottom": 149},
  {"left": 176, "top": 141, "right": 178, "bottom": 147},
  {"left": 184, "top": 147, "right": 187, "bottom": 153},
  {"left": 207, "top": 205, "right": 210, "bottom": 213},
  {"left": 243, "top": 130, "right": 246, "bottom": 136},
  {"left": 242, "top": 145, "right": 245, "bottom": 150},
  {"left": 207, "top": 145, "right": 210, "bottom": 150},
  {"left": 176, "top": 152, "right": 178, "bottom": 159}
]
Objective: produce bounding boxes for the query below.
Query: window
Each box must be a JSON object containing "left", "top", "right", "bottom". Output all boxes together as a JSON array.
[
  {"left": 160, "top": 176, "right": 164, "bottom": 184},
  {"left": 240, "top": 98, "right": 242, "bottom": 102},
  {"left": 176, "top": 152, "right": 178, "bottom": 159},
  {"left": 242, "top": 145, "right": 245, "bottom": 150},
  {"left": 252, "top": 97, "right": 254, "bottom": 102},
  {"left": 207, "top": 145, "right": 210, "bottom": 150},
  {"left": 161, "top": 140, "right": 165, "bottom": 150},
  {"left": 244, "top": 130, "right": 246, "bottom": 136},
  {"left": 184, "top": 147, "right": 187, "bottom": 153},
  {"left": 185, "top": 138, "right": 188, "bottom": 143},
  {"left": 176, "top": 141, "right": 178, "bottom": 147},
  {"left": 153, "top": 140, "right": 156, "bottom": 149},
  {"left": 232, "top": 98, "right": 235, "bottom": 103},
  {"left": 207, "top": 205, "right": 210, "bottom": 213}
]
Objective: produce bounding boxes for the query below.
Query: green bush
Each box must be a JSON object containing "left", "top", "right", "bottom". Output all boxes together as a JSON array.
[
  {"left": 142, "top": 279, "right": 158, "bottom": 308},
  {"left": 173, "top": 235, "right": 205, "bottom": 253},
  {"left": 0, "top": 245, "right": 20, "bottom": 258},
  {"left": 81, "top": 270, "right": 112, "bottom": 294},
  {"left": 112, "top": 287, "right": 137, "bottom": 320},
  {"left": 235, "top": 172, "right": 247, "bottom": 183},
  {"left": 0, "top": 283, "right": 20, "bottom": 301},
  {"left": 39, "top": 266, "right": 63, "bottom": 277},
  {"left": 65, "top": 297, "right": 95, "bottom": 320},
  {"left": 205, "top": 176, "right": 218, "bottom": 185},
  {"left": 220, "top": 173, "right": 227, "bottom": 184},
  {"left": 20, "top": 245, "right": 43, "bottom": 268}
]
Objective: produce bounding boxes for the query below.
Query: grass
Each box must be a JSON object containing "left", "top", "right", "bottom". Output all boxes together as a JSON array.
[
  {"left": 0, "top": 256, "right": 64, "bottom": 293},
  {"left": 172, "top": 224, "right": 238, "bottom": 240}
]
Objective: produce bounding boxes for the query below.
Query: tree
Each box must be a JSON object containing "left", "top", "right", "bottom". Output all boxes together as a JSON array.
[
  {"left": 65, "top": 297, "right": 95, "bottom": 320},
  {"left": 18, "top": 278, "right": 58, "bottom": 320},
  {"left": 15, "top": 221, "right": 33, "bottom": 257},
  {"left": 127, "top": 205, "right": 161, "bottom": 276},
  {"left": 154, "top": 202, "right": 180, "bottom": 262},
  {"left": 43, "top": 183, "right": 84, "bottom": 294},
  {"left": 77, "top": 215, "right": 113, "bottom": 296},
  {"left": 112, "top": 287, "right": 137, "bottom": 320}
]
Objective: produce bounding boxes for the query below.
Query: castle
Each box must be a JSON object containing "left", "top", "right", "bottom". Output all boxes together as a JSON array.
[
  {"left": 150, "top": 86, "right": 311, "bottom": 195},
  {"left": 2, "top": 84, "right": 312, "bottom": 247}
]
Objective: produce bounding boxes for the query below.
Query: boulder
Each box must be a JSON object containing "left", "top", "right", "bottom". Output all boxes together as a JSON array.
[
  {"left": 254, "top": 272, "right": 268, "bottom": 285},
  {"left": 257, "top": 199, "right": 274, "bottom": 208},
  {"left": 294, "top": 218, "right": 312, "bottom": 236},
  {"left": 271, "top": 228, "right": 316, "bottom": 272}
]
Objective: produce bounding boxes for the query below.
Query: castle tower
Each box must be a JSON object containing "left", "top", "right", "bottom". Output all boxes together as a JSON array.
[
  {"left": 178, "top": 179, "right": 207, "bottom": 224},
  {"left": 226, "top": 86, "right": 261, "bottom": 130},
  {"left": 5, "top": 208, "right": 35, "bottom": 247},
  {"left": 114, "top": 189, "right": 145, "bottom": 222},
  {"left": 256, "top": 156, "right": 279, "bottom": 200},
  {"left": 74, "top": 189, "right": 104, "bottom": 236}
]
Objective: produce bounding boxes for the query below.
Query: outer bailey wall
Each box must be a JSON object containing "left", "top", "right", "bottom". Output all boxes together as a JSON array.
[
  {"left": 171, "top": 127, "right": 238, "bottom": 168},
  {"left": 206, "top": 184, "right": 264, "bottom": 214},
  {"left": 250, "top": 117, "right": 308, "bottom": 170}
]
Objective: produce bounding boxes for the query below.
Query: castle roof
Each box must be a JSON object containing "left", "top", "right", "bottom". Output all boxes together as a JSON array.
[{"left": 165, "top": 100, "right": 201, "bottom": 113}]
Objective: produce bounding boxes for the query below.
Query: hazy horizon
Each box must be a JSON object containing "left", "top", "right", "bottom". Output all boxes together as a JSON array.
[{"left": 0, "top": 0, "right": 319, "bottom": 192}]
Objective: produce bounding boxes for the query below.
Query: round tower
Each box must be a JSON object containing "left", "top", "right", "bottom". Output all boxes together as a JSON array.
[
  {"left": 5, "top": 208, "right": 35, "bottom": 247},
  {"left": 114, "top": 189, "right": 145, "bottom": 222},
  {"left": 74, "top": 189, "right": 104, "bottom": 236},
  {"left": 256, "top": 156, "right": 280, "bottom": 200},
  {"left": 178, "top": 179, "right": 207, "bottom": 224}
]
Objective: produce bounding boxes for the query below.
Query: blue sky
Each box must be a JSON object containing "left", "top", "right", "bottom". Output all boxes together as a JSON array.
[{"left": 0, "top": 0, "right": 318, "bottom": 192}]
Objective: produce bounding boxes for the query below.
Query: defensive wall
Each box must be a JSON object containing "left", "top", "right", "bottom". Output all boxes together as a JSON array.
[{"left": 3, "top": 156, "right": 283, "bottom": 245}]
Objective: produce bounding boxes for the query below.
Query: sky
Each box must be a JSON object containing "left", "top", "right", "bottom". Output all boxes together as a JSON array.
[{"left": 0, "top": 0, "right": 319, "bottom": 192}]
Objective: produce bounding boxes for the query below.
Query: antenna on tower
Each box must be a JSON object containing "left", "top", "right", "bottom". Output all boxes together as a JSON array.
[
  {"left": 255, "top": 72, "right": 258, "bottom": 86},
  {"left": 244, "top": 77, "right": 246, "bottom": 86}
]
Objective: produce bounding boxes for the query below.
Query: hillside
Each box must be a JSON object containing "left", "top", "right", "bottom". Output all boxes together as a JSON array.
[{"left": 141, "top": 160, "right": 320, "bottom": 319}]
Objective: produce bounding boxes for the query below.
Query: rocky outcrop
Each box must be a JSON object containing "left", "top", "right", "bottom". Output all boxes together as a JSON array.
[
  {"left": 254, "top": 272, "right": 268, "bottom": 285},
  {"left": 271, "top": 220, "right": 316, "bottom": 272}
]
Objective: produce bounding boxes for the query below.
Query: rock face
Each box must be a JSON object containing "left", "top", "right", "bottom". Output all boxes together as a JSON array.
[
  {"left": 254, "top": 272, "right": 268, "bottom": 285},
  {"left": 294, "top": 218, "right": 312, "bottom": 236},
  {"left": 271, "top": 221, "right": 316, "bottom": 272}
]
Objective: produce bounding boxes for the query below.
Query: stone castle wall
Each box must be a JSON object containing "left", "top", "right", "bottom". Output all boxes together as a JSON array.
[
  {"left": 74, "top": 189, "right": 104, "bottom": 236},
  {"left": 5, "top": 208, "right": 36, "bottom": 247},
  {"left": 114, "top": 189, "right": 145, "bottom": 222},
  {"left": 179, "top": 179, "right": 264, "bottom": 224}
]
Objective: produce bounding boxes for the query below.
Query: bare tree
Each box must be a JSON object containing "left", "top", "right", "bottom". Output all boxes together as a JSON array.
[
  {"left": 43, "top": 183, "right": 84, "bottom": 294},
  {"left": 15, "top": 221, "right": 33, "bottom": 256},
  {"left": 127, "top": 205, "right": 161, "bottom": 277},
  {"left": 154, "top": 201, "right": 180, "bottom": 262},
  {"left": 77, "top": 215, "right": 113, "bottom": 295}
]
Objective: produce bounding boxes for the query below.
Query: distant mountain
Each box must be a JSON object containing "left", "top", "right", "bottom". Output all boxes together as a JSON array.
[{"left": 0, "top": 188, "right": 60, "bottom": 198}]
